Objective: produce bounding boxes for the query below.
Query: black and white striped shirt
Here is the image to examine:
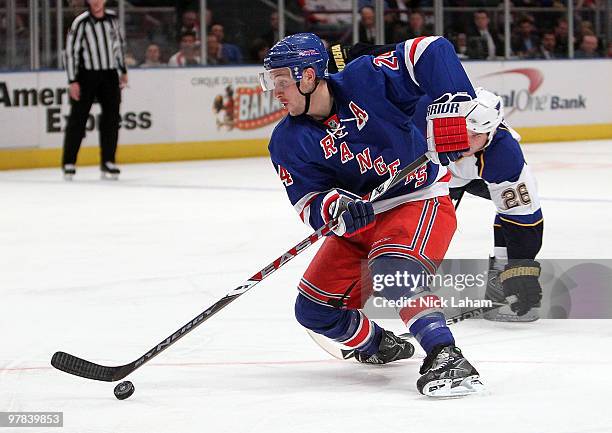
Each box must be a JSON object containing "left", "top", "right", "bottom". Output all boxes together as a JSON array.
[{"left": 65, "top": 9, "right": 127, "bottom": 83}]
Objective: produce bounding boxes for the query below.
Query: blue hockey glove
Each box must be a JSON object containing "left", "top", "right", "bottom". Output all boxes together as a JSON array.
[
  {"left": 438, "top": 150, "right": 463, "bottom": 166},
  {"left": 321, "top": 189, "right": 376, "bottom": 237}
]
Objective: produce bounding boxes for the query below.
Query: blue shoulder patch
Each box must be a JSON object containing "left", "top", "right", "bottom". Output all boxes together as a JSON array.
[{"left": 478, "top": 127, "right": 525, "bottom": 184}]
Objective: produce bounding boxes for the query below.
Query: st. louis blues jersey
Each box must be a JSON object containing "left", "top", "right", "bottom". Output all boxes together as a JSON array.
[
  {"left": 448, "top": 126, "right": 544, "bottom": 259},
  {"left": 268, "top": 36, "right": 475, "bottom": 231}
]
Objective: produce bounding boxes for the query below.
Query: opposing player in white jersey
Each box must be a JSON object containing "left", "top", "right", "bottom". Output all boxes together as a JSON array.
[{"left": 446, "top": 88, "right": 544, "bottom": 321}]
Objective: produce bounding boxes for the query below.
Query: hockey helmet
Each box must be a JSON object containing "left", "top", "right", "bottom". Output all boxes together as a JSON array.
[
  {"left": 466, "top": 87, "right": 504, "bottom": 135},
  {"left": 259, "top": 33, "right": 329, "bottom": 92}
]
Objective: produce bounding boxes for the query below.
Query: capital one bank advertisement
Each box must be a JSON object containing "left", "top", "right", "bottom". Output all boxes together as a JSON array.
[
  {"left": 463, "top": 59, "right": 611, "bottom": 127},
  {"left": 0, "top": 60, "right": 610, "bottom": 151}
]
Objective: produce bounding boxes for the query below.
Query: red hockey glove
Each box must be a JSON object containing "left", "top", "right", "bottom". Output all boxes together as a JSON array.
[{"left": 426, "top": 93, "right": 478, "bottom": 166}]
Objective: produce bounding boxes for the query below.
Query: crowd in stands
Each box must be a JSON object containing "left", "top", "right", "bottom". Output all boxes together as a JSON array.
[
  {"left": 131, "top": 1, "right": 607, "bottom": 67},
  {"left": 119, "top": 7, "right": 279, "bottom": 68},
  {"left": 1, "top": 0, "right": 610, "bottom": 70}
]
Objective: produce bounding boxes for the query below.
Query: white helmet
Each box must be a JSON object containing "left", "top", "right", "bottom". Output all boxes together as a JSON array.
[{"left": 466, "top": 87, "right": 504, "bottom": 137}]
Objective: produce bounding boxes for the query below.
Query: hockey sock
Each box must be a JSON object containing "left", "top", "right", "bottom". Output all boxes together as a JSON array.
[
  {"left": 369, "top": 256, "right": 454, "bottom": 354},
  {"left": 295, "top": 294, "right": 383, "bottom": 355},
  {"left": 333, "top": 309, "right": 383, "bottom": 355},
  {"left": 409, "top": 312, "right": 455, "bottom": 354}
]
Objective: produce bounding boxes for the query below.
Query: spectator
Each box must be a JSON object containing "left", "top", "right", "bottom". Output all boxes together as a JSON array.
[
  {"left": 301, "top": 0, "right": 352, "bottom": 29},
  {"left": 512, "top": 17, "right": 540, "bottom": 58},
  {"left": 387, "top": 0, "right": 412, "bottom": 23},
  {"left": 249, "top": 38, "right": 271, "bottom": 64},
  {"left": 576, "top": 0, "right": 598, "bottom": 8},
  {"left": 168, "top": 31, "right": 201, "bottom": 66},
  {"left": 124, "top": 49, "right": 138, "bottom": 67},
  {"left": 467, "top": 10, "right": 501, "bottom": 60},
  {"left": 554, "top": 17, "right": 569, "bottom": 57},
  {"left": 210, "top": 23, "right": 243, "bottom": 64},
  {"left": 453, "top": 33, "right": 469, "bottom": 59},
  {"left": 606, "top": 41, "right": 612, "bottom": 58},
  {"left": 11, "top": 14, "right": 30, "bottom": 69},
  {"left": 141, "top": 43, "right": 165, "bottom": 68},
  {"left": 579, "top": 20, "right": 594, "bottom": 37},
  {"left": 534, "top": 31, "right": 557, "bottom": 59},
  {"left": 261, "top": 11, "right": 280, "bottom": 46},
  {"left": 206, "top": 34, "right": 229, "bottom": 65},
  {"left": 384, "top": 10, "right": 405, "bottom": 44},
  {"left": 180, "top": 9, "right": 201, "bottom": 40},
  {"left": 359, "top": 0, "right": 419, "bottom": 13},
  {"left": 358, "top": 6, "right": 376, "bottom": 44},
  {"left": 405, "top": 11, "right": 429, "bottom": 39},
  {"left": 575, "top": 34, "right": 599, "bottom": 58}
]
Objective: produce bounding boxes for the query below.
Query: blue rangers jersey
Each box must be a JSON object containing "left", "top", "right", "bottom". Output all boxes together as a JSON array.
[{"left": 268, "top": 36, "right": 476, "bottom": 231}]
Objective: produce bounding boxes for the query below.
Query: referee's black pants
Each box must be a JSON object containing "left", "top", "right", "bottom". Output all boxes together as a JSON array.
[{"left": 62, "top": 70, "right": 121, "bottom": 166}]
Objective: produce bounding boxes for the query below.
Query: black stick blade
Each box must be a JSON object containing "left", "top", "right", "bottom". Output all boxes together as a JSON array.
[{"left": 51, "top": 351, "right": 119, "bottom": 382}]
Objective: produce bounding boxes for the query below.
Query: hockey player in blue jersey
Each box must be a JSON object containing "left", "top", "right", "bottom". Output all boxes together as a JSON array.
[
  {"left": 328, "top": 44, "right": 544, "bottom": 322},
  {"left": 260, "top": 33, "right": 484, "bottom": 396}
]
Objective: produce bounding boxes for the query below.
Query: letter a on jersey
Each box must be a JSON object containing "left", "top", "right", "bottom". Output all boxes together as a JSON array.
[{"left": 349, "top": 101, "right": 369, "bottom": 130}]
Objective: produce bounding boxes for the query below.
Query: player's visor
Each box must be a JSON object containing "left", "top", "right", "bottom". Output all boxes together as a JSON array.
[{"left": 259, "top": 68, "right": 297, "bottom": 92}]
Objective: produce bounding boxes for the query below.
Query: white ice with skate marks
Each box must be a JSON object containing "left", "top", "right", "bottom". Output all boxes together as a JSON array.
[{"left": 1, "top": 140, "right": 612, "bottom": 433}]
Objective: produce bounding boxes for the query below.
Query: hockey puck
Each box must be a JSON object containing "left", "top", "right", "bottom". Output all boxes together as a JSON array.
[{"left": 114, "top": 381, "right": 135, "bottom": 400}]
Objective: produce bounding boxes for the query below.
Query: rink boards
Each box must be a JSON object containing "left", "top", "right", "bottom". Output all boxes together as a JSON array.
[{"left": 1, "top": 59, "right": 611, "bottom": 169}]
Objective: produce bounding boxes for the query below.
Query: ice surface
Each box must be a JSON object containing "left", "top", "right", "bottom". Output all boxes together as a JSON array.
[{"left": 1, "top": 140, "right": 611, "bottom": 433}]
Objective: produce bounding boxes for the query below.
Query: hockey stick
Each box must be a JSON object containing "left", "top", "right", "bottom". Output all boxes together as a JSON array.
[
  {"left": 51, "top": 154, "right": 430, "bottom": 382},
  {"left": 308, "top": 295, "right": 517, "bottom": 360},
  {"left": 453, "top": 188, "right": 465, "bottom": 210}
]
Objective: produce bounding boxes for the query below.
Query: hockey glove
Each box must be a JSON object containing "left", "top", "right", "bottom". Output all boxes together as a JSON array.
[
  {"left": 426, "top": 93, "right": 478, "bottom": 166},
  {"left": 321, "top": 189, "right": 375, "bottom": 237},
  {"left": 500, "top": 260, "right": 542, "bottom": 316}
]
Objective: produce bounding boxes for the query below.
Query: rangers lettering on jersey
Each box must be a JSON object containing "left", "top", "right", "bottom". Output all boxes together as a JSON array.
[
  {"left": 340, "top": 142, "right": 354, "bottom": 163},
  {"left": 320, "top": 135, "right": 337, "bottom": 159},
  {"left": 269, "top": 36, "right": 475, "bottom": 231},
  {"left": 356, "top": 148, "right": 373, "bottom": 174}
]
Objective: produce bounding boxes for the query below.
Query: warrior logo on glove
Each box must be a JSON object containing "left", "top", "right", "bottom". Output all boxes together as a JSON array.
[{"left": 426, "top": 93, "right": 478, "bottom": 166}]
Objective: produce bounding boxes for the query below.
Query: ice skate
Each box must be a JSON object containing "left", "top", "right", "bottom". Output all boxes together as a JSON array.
[
  {"left": 354, "top": 330, "right": 415, "bottom": 365},
  {"left": 63, "top": 164, "right": 76, "bottom": 181},
  {"left": 417, "top": 345, "right": 483, "bottom": 397},
  {"left": 101, "top": 161, "right": 120, "bottom": 180}
]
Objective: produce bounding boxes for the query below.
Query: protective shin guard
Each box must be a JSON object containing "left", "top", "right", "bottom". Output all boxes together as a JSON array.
[{"left": 295, "top": 294, "right": 382, "bottom": 355}]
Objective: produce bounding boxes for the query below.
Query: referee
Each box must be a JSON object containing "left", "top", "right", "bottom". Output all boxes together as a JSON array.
[{"left": 62, "top": 0, "right": 127, "bottom": 180}]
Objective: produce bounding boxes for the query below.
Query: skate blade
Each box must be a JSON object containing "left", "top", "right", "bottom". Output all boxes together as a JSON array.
[
  {"left": 101, "top": 172, "right": 119, "bottom": 180},
  {"left": 63, "top": 174, "right": 74, "bottom": 181},
  {"left": 422, "top": 375, "right": 485, "bottom": 397}
]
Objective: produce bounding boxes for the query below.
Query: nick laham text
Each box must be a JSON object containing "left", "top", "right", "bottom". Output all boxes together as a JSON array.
[{"left": 372, "top": 297, "right": 493, "bottom": 309}]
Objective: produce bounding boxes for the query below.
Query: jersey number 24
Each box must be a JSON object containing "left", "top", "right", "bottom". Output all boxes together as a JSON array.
[{"left": 373, "top": 52, "right": 399, "bottom": 70}]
